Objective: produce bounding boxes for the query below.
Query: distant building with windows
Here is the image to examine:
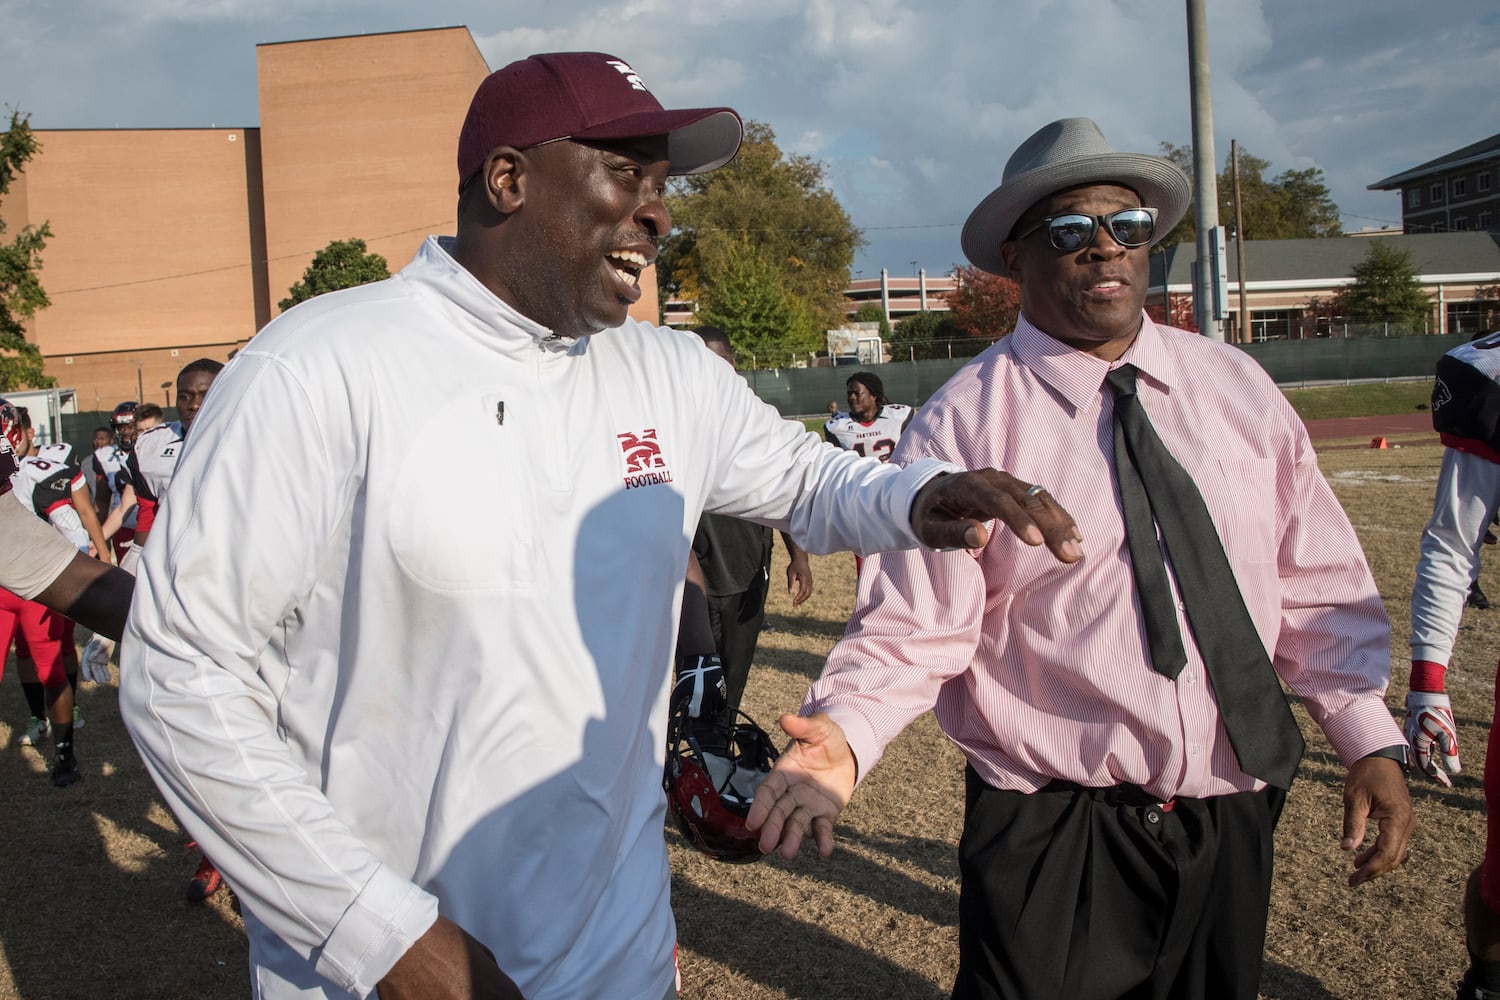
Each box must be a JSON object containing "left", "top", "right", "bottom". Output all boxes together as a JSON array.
[
  {"left": 1369, "top": 133, "right": 1500, "bottom": 235},
  {"left": 663, "top": 267, "right": 956, "bottom": 329},
  {"left": 1151, "top": 232, "right": 1500, "bottom": 341}
]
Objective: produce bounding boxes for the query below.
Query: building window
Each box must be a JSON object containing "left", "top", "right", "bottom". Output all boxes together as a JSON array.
[
  {"left": 1408, "top": 188, "right": 1422, "bottom": 208},
  {"left": 1481, "top": 172, "right": 1493, "bottom": 193},
  {"left": 1454, "top": 177, "right": 1468, "bottom": 197},
  {"left": 1480, "top": 211, "right": 1494, "bottom": 230},
  {"left": 1454, "top": 217, "right": 1469, "bottom": 231},
  {"left": 1432, "top": 182, "right": 1445, "bottom": 202}
]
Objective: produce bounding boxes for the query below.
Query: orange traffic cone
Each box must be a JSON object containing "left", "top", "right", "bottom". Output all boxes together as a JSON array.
[{"left": 1371, "top": 436, "right": 1388, "bottom": 449}]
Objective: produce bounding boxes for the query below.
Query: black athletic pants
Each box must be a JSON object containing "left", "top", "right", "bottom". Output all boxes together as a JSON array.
[
  {"left": 952, "top": 767, "right": 1286, "bottom": 1000},
  {"left": 705, "top": 568, "right": 770, "bottom": 716}
]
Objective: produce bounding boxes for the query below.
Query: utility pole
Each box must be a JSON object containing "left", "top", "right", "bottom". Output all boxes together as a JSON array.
[
  {"left": 1231, "top": 139, "right": 1248, "bottom": 343},
  {"left": 1186, "top": 0, "right": 1225, "bottom": 341}
]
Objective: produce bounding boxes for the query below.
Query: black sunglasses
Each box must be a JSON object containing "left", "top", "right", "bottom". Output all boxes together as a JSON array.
[{"left": 1014, "top": 207, "right": 1158, "bottom": 252}]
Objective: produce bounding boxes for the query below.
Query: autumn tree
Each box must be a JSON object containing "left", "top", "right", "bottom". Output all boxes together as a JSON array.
[
  {"left": 279, "top": 237, "right": 390, "bottom": 312},
  {"left": 0, "top": 109, "right": 55, "bottom": 391},
  {"left": 1157, "top": 144, "right": 1342, "bottom": 247},
  {"left": 660, "top": 120, "right": 862, "bottom": 345},
  {"left": 1332, "top": 240, "right": 1432, "bottom": 333},
  {"left": 946, "top": 266, "right": 1021, "bottom": 342}
]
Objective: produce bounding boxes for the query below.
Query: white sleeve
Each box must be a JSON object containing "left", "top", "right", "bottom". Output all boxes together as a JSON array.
[
  {"left": 1409, "top": 448, "right": 1500, "bottom": 665},
  {"left": 0, "top": 492, "right": 79, "bottom": 600},
  {"left": 119, "top": 355, "right": 437, "bottom": 996},
  {"left": 46, "top": 503, "right": 91, "bottom": 553},
  {"left": 697, "top": 361, "right": 954, "bottom": 555}
]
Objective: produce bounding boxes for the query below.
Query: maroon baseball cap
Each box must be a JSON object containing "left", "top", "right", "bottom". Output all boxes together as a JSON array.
[{"left": 456, "top": 52, "right": 743, "bottom": 189}]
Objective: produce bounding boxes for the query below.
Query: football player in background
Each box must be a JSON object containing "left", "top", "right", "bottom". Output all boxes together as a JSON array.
[
  {"left": 1406, "top": 330, "right": 1500, "bottom": 1000},
  {"left": 1, "top": 401, "right": 110, "bottom": 786},
  {"left": 823, "top": 370, "right": 913, "bottom": 462}
]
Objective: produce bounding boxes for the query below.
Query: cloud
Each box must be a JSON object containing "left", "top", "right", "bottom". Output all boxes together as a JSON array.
[{"left": 1, "top": 0, "right": 1494, "bottom": 270}]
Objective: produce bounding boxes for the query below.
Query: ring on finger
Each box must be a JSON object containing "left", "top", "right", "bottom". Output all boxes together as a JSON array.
[{"left": 1025, "top": 484, "right": 1046, "bottom": 497}]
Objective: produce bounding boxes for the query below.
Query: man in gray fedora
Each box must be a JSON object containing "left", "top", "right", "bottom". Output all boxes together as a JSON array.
[{"left": 749, "top": 117, "right": 1413, "bottom": 997}]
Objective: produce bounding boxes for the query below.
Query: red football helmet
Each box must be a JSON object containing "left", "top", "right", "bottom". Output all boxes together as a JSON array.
[{"left": 664, "top": 709, "right": 779, "bottom": 864}]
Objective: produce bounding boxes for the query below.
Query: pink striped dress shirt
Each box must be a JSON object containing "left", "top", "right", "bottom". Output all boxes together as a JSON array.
[{"left": 806, "top": 315, "right": 1400, "bottom": 800}]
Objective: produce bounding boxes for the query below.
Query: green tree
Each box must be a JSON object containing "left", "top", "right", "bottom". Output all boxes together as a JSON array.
[
  {"left": 946, "top": 265, "right": 1021, "bottom": 341},
  {"left": 659, "top": 120, "right": 863, "bottom": 347},
  {"left": 889, "top": 310, "right": 960, "bottom": 361},
  {"left": 1332, "top": 240, "right": 1432, "bottom": 333},
  {"left": 0, "top": 109, "right": 55, "bottom": 391},
  {"left": 279, "top": 237, "right": 390, "bottom": 312},
  {"left": 694, "top": 245, "right": 823, "bottom": 368},
  {"left": 852, "top": 302, "right": 890, "bottom": 339},
  {"left": 1157, "top": 144, "right": 1342, "bottom": 248}
]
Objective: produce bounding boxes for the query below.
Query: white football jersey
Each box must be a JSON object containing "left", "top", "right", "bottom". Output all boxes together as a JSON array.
[
  {"left": 10, "top": 450, "right": 88, "bottom": 551},
  {"left": 126, "top": 421, "right": 187, "bottom": 506},
  {"left": 823, "top": 403, "right": 914, "bottom": 462}
]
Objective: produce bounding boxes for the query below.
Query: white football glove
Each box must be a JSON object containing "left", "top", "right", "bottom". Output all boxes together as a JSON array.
[
  {"left": 81, "top": 634, "right": 116, "bottom": 685},
  {"left": 1404, "top": 691, "right": 1460, "bottom": 787}
]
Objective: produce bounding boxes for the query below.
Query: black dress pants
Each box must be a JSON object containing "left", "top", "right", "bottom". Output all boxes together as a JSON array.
[{"left": 952, "top": 767, "right": 1286, "bottom": 1000}]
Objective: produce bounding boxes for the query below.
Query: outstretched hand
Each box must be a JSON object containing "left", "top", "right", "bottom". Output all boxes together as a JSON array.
[
  {"left": 910, "top": 471, "right": 1083, "bottom": 561},
  {"left": 746, "top": 712, "right": 858, "bottom": 859}
]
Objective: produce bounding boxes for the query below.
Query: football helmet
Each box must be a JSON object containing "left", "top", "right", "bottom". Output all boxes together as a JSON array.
[
  {"left": 665, "top": 707, "right": 779, "bottom": 863},
  {"left": 0, "top": 397, "right": 20, "bottom": 453},
  {"left": 111, "top": 401, "right": 138, "bottom": 429}
]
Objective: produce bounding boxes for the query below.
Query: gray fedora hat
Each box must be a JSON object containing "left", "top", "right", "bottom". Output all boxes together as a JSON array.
[{"left": 960, "top": 117, "right": 1192, "bottom": 276}]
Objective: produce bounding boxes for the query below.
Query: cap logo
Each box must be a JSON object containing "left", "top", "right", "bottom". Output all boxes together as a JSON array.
[{"left": 605, "top": 59, "right": 648, "bottom": 92}]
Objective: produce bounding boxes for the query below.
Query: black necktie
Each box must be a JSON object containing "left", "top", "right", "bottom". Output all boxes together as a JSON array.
[{"left": 1106, "top": 364, "right": 1304, "bottom": 788}]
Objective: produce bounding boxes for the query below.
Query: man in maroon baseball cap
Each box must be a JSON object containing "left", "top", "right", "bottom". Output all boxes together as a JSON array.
[{"left": 456, "top": 51, "right": 742, "bottom": 189}]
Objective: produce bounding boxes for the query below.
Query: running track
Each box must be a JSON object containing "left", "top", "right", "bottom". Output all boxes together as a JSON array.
[{"left": 1304, "top": 411, "right": 1437, "bottom": 448}]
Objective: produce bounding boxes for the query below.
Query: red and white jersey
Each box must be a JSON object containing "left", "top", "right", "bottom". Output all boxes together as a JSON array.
[
  {"left": 10, "top": 447, "right": 88, "bottom": 551},
  {"left": 126, "top": 421, "right": 186, "bottom": 533},
  {"left": 823, "top": 403, "right": 914, "bottom": 463}
]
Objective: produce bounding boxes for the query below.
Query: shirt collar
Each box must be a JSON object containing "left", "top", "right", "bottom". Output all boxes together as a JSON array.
[
  {"left": 1010, "top": 311, "right": 1182, "bottom": 411},
  {"left": 402, "top": 236, "right": 588, "bottom": 356}
]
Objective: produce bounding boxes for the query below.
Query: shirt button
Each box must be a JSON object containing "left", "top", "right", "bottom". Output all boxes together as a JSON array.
[
  {"left": 1176, "top": 600, "right": 1186, "bottom": 612},
  {"left": 1185, "top": 673, "right": 1196, "bottom": 685},
  {"left": 1189, "top": 745, "right": 1202, "bottom": 757}
]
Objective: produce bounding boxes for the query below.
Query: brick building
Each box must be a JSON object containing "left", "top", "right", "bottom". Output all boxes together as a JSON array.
[{"left": 4, "top": 27, "right": 662, "bottom": 408}]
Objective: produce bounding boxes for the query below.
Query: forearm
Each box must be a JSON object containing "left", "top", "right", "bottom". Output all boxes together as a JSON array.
[
  {"left": 34, "top": 554, "right": 134, "bottom": 639},
  {"left": 122, "top": 611, "right": 438, "bottom": 992},
  {"left": 805, "top": 545, "right": 984, "bottom": 780},
  {"left": 1410, "top": 448, "right": 1500, "bottom": 664},
  {"left": 1274, "top": 455, "right": 1401, "bottom": 762}
]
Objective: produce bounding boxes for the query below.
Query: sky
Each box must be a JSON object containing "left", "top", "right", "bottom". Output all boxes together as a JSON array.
[{"left": 2, "top": 0, "right": 1497, "bottom": 278}]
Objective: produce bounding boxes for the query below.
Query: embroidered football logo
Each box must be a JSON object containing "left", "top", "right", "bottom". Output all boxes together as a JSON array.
[{"left": 618, "top": 429, "right": 674, "bottom": 488}]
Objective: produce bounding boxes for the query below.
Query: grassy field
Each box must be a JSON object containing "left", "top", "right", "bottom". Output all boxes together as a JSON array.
[{"left": 0, "top": 424, "right": 1485, "bottom": 999}]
